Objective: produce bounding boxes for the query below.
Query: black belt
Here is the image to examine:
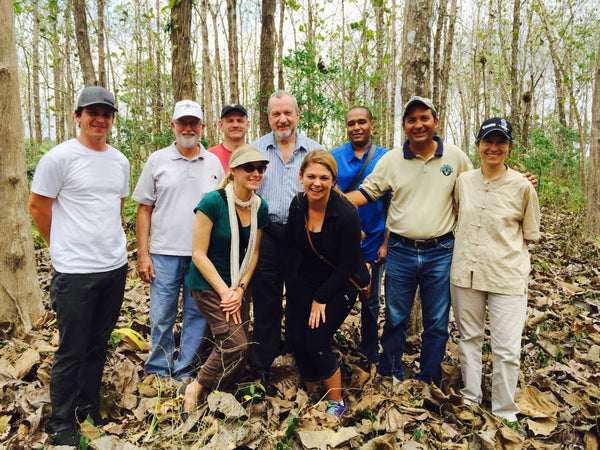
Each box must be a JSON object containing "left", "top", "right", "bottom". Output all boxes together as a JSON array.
[{"left": 390, "top": 231, "right": 454, "bottom": 249}]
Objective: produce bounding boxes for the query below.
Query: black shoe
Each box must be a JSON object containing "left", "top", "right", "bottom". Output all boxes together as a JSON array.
[
  {"left": 76, "top": 407, "right": 110, "bottom": 426},
  {"left": 53, "top": 425, "right": 81, "bottom": 447}
]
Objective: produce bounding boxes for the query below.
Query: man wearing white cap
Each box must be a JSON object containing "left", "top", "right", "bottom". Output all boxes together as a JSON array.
[
  {"left": 29, "top": 86, "right": 129, "bottom": 445},
  {"left": 133, "top": 100, "right": 225, "bottom": 382}
]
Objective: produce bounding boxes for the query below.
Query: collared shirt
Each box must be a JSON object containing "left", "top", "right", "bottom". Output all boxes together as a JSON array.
[
  {"left": 450, "top": 168, "right": 540, "bottom": 295},
  {"left": 251, "top": 131, "right": 323, "bottom": 223},
  {"left": 132, "top": 142, "right": 225, "bottom": 255},
  {"left": 331, "top": 142, "right": 389, "bottom": 262},
  {"left": 359, "top": 136, "right": 472, "bottom": 239}
]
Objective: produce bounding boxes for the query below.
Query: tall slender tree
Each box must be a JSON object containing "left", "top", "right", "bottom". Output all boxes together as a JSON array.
[
  {"left": 227, "top": 0, "right": 239, "bottom": 103},
  {"left": 584, "top": 39, "right": 600, "bottom": 240},
  {"left": 0, "top": 1, "right": 44, "bottom": 336},
  {"left": 258, "top": 0, "right": 276, "bottom": 135},
  {"left": 73, "top": 0, "right": 97, "bottom": 86},
  {"left": 171, "top": 0, "right": 194, "bottom": 101}
]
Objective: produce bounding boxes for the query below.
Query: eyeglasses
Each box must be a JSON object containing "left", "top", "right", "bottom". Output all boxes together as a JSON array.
[
  {"left": 175, "top": 119, "right": 202, "bottom": 128},
  {"left": 239, "top": 163, "right": 267, "bottom": 174}
]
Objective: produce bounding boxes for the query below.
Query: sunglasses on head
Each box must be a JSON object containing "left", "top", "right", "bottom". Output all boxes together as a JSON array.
[{"left": 239, "top": 163, "right": 267, "bottom": 174}]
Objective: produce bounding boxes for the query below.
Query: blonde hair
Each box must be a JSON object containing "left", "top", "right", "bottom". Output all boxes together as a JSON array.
[{"left": 217, "top": 172, "right": 234, "bottom": 190}]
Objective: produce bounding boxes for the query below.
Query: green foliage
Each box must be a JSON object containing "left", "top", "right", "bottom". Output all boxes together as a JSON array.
[
  {"left": 275, "top": 414, "right": 298, "bottom": 450},
  {"left": 510, "top": 122, "right": 585, "bottom": 210},
  {"left": 283, "top": 42, "right": 345, "bottom": 142}
]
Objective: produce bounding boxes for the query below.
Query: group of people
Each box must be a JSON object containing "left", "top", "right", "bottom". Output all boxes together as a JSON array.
[{"left": 28, "top": 85, "right": 539, "bottom": 446}]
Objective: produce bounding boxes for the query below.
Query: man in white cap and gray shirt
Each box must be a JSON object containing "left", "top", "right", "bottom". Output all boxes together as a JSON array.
[
  {"left": 133, "top": 100, "right": 225, "bottom": 382},
  {"left": 29, "top": 86, "right": 130, "bottom": 446}
]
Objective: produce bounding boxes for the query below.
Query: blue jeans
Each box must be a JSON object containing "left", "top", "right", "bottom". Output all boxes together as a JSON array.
[
  {"left": 145, "top": 254, "right": 207, "bottom": 380},
  {"left": 379, "top": 236, "right": 454, "bottom": 385},
  {"left": 359, "top": 262, "right": 384, "bottom": 364}
]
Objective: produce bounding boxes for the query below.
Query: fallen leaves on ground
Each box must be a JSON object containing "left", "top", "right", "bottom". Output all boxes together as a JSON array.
[{"left": 1, "top": 206, "right": 599, "bottom": 448}]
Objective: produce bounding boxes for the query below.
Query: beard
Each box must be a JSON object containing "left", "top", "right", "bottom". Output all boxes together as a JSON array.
[
  {"left": 273, "top": 126, "right": 295, "bottom": 140},
  {"left": 177, "top": 132, "right": 199, "bottom": 149}
]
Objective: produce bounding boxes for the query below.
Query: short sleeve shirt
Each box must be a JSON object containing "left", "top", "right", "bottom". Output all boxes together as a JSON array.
[
  {"left": 331, "top": 142, "right": 389, "bottom": 262},
  {"left": 450, "top": 168, "right": 540, "bottom": 295},
  {"left": 30, "top": 138, "right": 130, "bottom": 273},
  {"left": 132, "top": 143, "right": 225, "bottom": 255},
  {"left": 208, "top": 143, "right": 233, "bottom": 173},
  {"left": 359, "top": 136, "right": 472, "bottom": 239}
]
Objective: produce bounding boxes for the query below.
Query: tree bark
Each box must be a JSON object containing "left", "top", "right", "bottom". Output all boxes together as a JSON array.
[
  {"left": 227, "top": 0, "right": 239, "bottom": 104},
  {"left": 200, "top": 0, "right": 216, "bottom": 145},
  {"left": 584, "top": 40, "right": 600, "bottom": 240},
  {"left": 0, "top": 1, "right": 44, "bottom": 337},
  {"left": 510, "top": 0, "right": 522, "bottom": 140},
  {"left": 401, "top": 0, "right": 434, "bottom": 103},
  {"left": 258, "top": 0, "right": 276, "bottom": 136},
  {"left": 171, "top": 0, "right": 194, "bottom": 102},
  {"left": 73, "top": 0, "right": 97, "bottom": 86},
  {"left": 32, "top": 0, "right": 42, "bottom": 145},
  {"left": 97, "top": 0, "right": 107, "bottom": 87},
  {"left": 209, "top": 3, "right": 226, "bottom": 108},
  {"left": 438, "top": 0, "right": 457, "bottom": 136},
  {"left": 277, "top": 0, "right": 286, "bottom": 91}
]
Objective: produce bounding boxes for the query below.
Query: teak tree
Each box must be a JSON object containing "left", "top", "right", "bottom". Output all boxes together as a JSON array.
[{"left": 0, "top": 2, "right": 44, "bottom": 336}]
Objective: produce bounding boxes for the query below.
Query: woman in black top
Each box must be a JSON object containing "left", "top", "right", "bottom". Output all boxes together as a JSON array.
[{"left": 286, "top": 150, "right": 365, "bottom": 418}]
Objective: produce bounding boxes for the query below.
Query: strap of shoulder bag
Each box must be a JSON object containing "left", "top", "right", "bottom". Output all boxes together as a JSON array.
[{"left": 345, "top": 142, "right": 375, "bottom": 193}]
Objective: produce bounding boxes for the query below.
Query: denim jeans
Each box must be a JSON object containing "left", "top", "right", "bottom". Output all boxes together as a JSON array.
[
  {"left": 49, "top": 264, "right": 127, "bottom": 432},
  {"left": 359, "top": 262, "right": 384, "bottom": 364},
  {"left": 144, "top": 254, "right": 207, "bottom": 380},
  {"left": 379, "top": 236, "right": 454, "bottom": 385}
]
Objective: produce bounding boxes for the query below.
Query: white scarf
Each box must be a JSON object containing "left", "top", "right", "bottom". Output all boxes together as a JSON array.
[{"left": 225, "top": 182, "right": 259, "bottom": 290}]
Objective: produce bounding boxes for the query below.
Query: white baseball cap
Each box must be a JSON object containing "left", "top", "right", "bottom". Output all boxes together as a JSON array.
[{"left": 173, "top": 100, "right": 204, "bottom": 121}]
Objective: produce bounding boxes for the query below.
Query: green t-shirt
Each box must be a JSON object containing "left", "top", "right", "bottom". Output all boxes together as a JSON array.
[{"left": 186, "top": 189, "right": 269, "bottom": 291}]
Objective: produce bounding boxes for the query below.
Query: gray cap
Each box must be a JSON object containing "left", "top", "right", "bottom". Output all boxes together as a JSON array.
[
  {"left": 229, "top": 145, "right": 270, "bottom": 169},
  {"left": 77, "top": 86, "right": 117, "bottom": 111},
  {"left": 402, "top": 96, "right": 436, "bottom": 120}
]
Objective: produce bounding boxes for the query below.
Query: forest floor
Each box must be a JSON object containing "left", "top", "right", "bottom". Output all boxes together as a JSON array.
[{"left": 1, "top": 205, "right": 599, "bottom": 449}]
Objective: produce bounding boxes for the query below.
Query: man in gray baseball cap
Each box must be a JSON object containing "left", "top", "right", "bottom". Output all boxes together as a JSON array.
[{"left": 28, "top": 86, "right": 129, "bottom": 445}]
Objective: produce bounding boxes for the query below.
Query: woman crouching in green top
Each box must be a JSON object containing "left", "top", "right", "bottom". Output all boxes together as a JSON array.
[{"left": 183, "top": 145, "right": 269, "bottom": 413}]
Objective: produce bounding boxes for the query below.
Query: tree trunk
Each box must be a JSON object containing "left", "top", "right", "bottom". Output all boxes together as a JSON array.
[
  {"left": 388, "top": 0, "right": 398, "bottom": 148},
  {"left": 584, "top": 40, "right": 600, "bottom": 240},
  {"left": 32, "top": 0, "right": 42, "bottom": 146},
  {"left": 209, "top": 4, "right": 226, "bottom": 108},
  {"left": 400, "top": 0, "right": 434, "bottom": 103},
  {"left": 0, "top": 2, "right": 44, "bottom": 337},
  {"left": 258, "top": 0, "right": 276, "bottom": 135},
  {"left": 171, "top": 0, "right": 194, "bottom": 102},
  {"left": 227, "top": 0, "right": 239, "bottom": 104},
  {"left": 97, "top": 0, "right": 107, "bottom": 87},
  {"left": 510, "top": 0, "right": 522, "bottom": 140},
  {"left": 73, "top": 0, "right": 97, "bottom": 86},
  {"left": 65, "top": 0, "right": 76, "bottom": 138},
  {"left": 277, "top": 0, "right": 285, "bottom": 91},
  {"left": 438, "top": 0, "right": 457, "bottom": 136},
  {"left": 200, "top": 0, "right": 216, "bottom": 145}
]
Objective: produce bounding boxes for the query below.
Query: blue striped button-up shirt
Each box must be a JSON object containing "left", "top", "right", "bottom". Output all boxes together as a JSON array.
[{"left": 252, "top": 131, "right": 323, "bottom": 224}]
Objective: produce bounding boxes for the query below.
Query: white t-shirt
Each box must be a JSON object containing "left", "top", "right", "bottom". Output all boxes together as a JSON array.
[
  {"left": 132, "top": 143, "right": 225, "bottom": 255},
  {"left": 31, "top": 139, "right": 130, "bottom": 273}
]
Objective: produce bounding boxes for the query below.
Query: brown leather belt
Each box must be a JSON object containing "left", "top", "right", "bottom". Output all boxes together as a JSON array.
[{"left": 389, "top": 231, "right": 454, "bottom": 249}]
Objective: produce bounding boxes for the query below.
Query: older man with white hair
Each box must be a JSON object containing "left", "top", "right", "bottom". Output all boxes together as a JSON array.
[{"left": 133, "top": 100, "right": 225, "bottom": 381}]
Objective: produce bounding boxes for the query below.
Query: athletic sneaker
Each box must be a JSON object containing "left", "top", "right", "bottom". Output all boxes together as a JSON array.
[{"left": 325, "top": 399, "right": 348, "bottom": 418}]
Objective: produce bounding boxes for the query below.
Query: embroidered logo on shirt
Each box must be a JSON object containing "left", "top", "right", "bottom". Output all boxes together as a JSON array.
[{"left": 440, "top": 165, "right": 453, "bottom": 176}]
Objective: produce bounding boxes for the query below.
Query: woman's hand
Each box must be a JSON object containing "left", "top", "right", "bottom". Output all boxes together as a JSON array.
[
  {"left": 220, "top": 289, "right": 243, "bottom": 324},
  {"left": 308, "top": 300, "right": 326, "bottom": 329}
]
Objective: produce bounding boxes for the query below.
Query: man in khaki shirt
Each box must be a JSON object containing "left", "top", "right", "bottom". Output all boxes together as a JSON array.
[{"left": 346, "top": 97, "right": 472, "bottom": 386}]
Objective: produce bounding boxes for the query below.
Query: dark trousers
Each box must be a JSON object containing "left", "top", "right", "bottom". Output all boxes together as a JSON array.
[
  {"left": 49, "top": 264, "right": 127, "bottom": 431},
  {"left": 249, "top": 229, "right": 288, "bottom": 377},
  {"left": 288, "top": 282, "right": 356, "bottom": 382}
]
